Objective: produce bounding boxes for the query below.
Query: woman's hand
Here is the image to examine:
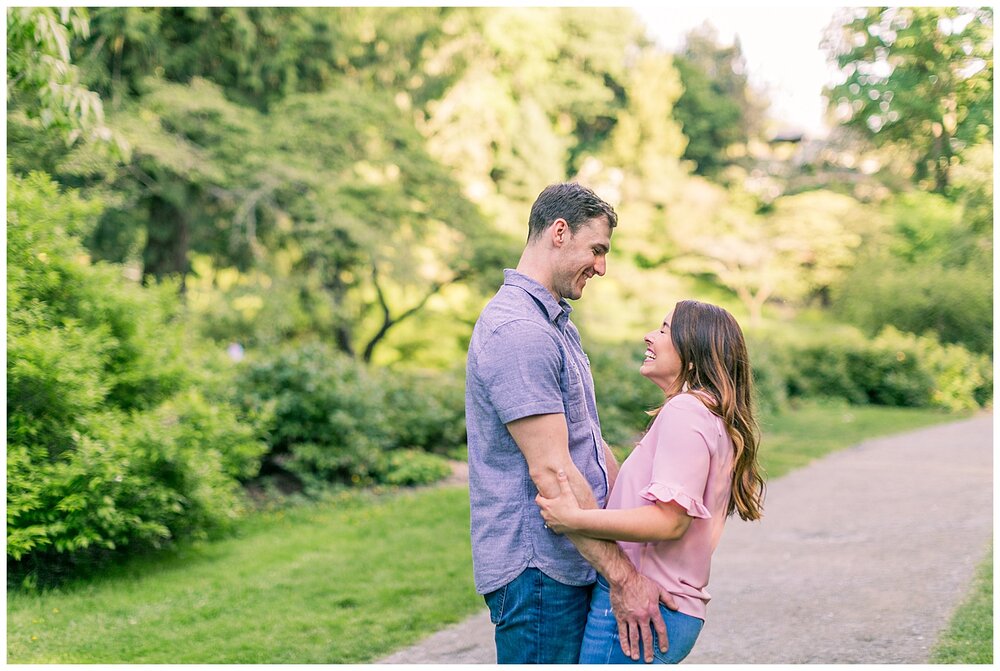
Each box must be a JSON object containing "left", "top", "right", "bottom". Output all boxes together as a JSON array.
[{"left": 534, "top": 470, "right": 584, "bottom": 534}]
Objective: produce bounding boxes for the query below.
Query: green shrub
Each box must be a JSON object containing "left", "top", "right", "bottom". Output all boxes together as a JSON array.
[
  {"left": 377, "top": 449, "right": 453, "bottom": 486},
  {"left": 752, "top": 325, "right": 990, "bottom": 411},
  {"left": 383, "top": 368, "right": 466, "bottom": 456},
  {"left": 7, "top": 173, "right": 266, "bottom": 577},
  {"left": 874, "top": 327, "right": 993, "bottom": 411},
  {"left": 238, "top": 342, "right": 390, "bottom": 491},
  {"left": 831, "top": 191, "right": 992, "bottom": 355},
  {"left": 588, "top": 343, "right": 665, "bottom": 448},
  {"left": 833, "top": 259, "right": 992, "bottom": 355},
  {"left": 745, "top": 336, "right": 791, "bottom": 415},
  {"left": 237, "top": 342, "right": 459, "bottom": 492}
]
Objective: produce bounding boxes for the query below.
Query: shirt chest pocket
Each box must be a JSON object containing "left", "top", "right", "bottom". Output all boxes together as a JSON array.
[{"left": 564, "top": 360, "right": 588, "bottom": 424}]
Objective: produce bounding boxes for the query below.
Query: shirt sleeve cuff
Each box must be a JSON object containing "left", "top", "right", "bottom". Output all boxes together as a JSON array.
[
  {"left": 498, "top": 401, "right": 567, "bottom": 425},
  {"left": 639, "top": 482, "right": 712, "bottom": 519}
]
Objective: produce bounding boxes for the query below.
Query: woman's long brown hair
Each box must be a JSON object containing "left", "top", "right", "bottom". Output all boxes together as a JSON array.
[{"left": 651, "top": 300, "right": 766, "bottom": 521}]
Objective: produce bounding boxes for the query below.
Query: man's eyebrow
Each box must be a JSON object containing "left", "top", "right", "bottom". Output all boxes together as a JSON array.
[{"left": 594, "top": 243, "right": 610, "bottom": 254}]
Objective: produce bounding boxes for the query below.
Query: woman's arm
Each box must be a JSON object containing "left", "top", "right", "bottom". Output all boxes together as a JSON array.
[
  {"left": 536, "top": 470, "right": 693, "bottom": 543},
  {"left": 602, "top": 438, "right": 621, "bottom": 492}
]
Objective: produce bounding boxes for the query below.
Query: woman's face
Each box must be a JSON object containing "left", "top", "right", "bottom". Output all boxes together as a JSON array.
[{"left": 640, "top": 310, "right": 683, "bottom": 391}]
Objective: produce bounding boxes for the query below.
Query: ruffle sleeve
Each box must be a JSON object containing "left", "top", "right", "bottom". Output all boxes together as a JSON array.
[{"left": 640, "top": 482, "right": 712, "bottom": 519}]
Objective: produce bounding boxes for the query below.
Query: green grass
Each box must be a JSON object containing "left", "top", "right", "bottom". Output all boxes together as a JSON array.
[
  {"left": 7, "top": 487, "right": 482, "bottom": 663},
  {"left": 931, "top": 544, "right": 993, "bottom": 664},
  {"left": 6, "top": 401, "right": 972, "bottom": 663},
  {"left": 758, "top": 399, "right": 968, "bottom": 479}
]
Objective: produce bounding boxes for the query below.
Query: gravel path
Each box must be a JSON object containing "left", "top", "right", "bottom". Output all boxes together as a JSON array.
[{"left": 378, "top": 414, "right": 992, "bottom": 664}]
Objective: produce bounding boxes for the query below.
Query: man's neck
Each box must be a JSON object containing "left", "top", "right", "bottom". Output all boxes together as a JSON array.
[{"left": 515, "top": 249, "right": 559, "bottom": 301}]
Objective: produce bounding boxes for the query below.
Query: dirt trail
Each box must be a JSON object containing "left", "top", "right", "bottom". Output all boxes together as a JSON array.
[{"left": 378, "top": 414, "right": 993, "bottom": 664}]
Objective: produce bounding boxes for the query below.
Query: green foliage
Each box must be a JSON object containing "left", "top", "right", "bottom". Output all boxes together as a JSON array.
[
  {"left": 788, "top": 336, "right": 935, "bottom": 407},
  {"left": 237, "top": 343, "right": 389, "bottom": 490},
  {"left": 873, "top": 327, "right": 993, "bottom": 411},
  {"left": 832, "top": 191, "right": 992, "bottom": 354},
  {"left": 237, "top": 341, "right": 461, "bottom": 492},
  {"left": 588, "top": 343, "right": 665, "bottom": 448},
  {"left": 378, "top": 449, "right": 453, "bottom": 487},
  {"left": 673, "top": 22, "right": 766, "bottom": 176},
  {"left": 834, "top": 260, "right": 992, "bottom": 355},
  {"left": 7, "top": 173, "right": 265, "bottom": 577},
  {"left": 744, "top": 336, "right": 791, "bottom": 416},
  {"left": 669, "top": 187, "right": 870, "bottom": 325},
  {"left": 383, "top": 369, "right": 467, "bottom": 456},
  {"left": 824, "top": 7, "right": 993, "bottom": 192},
  {"left": 756, "top": 326, "right": 991, "bottom": 412},
  {"left": 7, "top": 7, "right": 108, "bottom": 139}
]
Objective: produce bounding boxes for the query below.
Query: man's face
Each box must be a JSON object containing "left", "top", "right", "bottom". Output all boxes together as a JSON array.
[{"left": 552, "top": 216, "right": 612, "bottom": 301}]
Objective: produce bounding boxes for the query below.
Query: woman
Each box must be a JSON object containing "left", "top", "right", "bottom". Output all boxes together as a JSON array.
[{"left": 536, "top": 299, "right": 765, "bottom": 664}]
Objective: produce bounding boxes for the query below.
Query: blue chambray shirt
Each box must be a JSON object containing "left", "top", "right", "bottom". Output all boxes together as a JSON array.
[{"left": 466, "top": 269, "right": 609, "bottom": 594}]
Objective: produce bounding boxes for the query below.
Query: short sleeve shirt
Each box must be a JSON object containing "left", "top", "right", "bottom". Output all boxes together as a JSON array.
[
  {"left": 466, "top": 269, "right": 609, "bottom": 594},
  {"left": 607, "top": 392, "right": 735, "bottom": 620}
]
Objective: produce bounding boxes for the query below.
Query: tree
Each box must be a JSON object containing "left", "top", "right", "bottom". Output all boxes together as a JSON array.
[
  {"left": 7, "top": 8, "right": 110, "bottom": 141},
  {"left": 823, "top": 7, "right": 993, "bottom": 192},
  {"left": 672, "top": 22, "right": 767, "bottom": 177},
  {"left": 670, "top": 187, "right": 869, "bottom": 325},
  {"left": 95, "top": 75, "right": 503, "bottom": 360}
]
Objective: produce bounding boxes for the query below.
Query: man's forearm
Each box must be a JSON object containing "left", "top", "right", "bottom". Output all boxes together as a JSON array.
[{"left": 560, "top": 467, "right": 636, "bottom": 585}]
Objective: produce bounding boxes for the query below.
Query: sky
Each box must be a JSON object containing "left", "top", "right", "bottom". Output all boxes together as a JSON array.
[{"left": 633, "top": 5, "right": 844, "bottom": 138}]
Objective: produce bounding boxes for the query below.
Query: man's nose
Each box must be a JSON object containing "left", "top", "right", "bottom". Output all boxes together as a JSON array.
[{"left": 594, "top": 255, "right": 607, "bottom": 276}]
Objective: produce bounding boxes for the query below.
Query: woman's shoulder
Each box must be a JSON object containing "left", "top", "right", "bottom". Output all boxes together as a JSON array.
[{"left": 664, "top": 390, "right": 717, "bottom": 414}]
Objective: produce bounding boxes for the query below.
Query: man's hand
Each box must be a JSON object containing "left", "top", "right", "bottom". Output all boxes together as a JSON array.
[{"left": 608, "top": 572, "right": 678, "bottom": 662}]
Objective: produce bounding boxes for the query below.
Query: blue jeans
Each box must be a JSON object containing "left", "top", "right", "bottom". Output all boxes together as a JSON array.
[
  {"left": 578, "top": 575, "right": 704, "bottom": 664},
  {"left": 483, "top": 567, "right": 593, "bottom": 664}
]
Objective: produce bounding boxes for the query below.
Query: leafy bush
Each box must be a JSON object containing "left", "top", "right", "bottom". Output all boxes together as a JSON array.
[
  {"left": 833, "top": 258, "right": 992, "bottom": 355},
  {"left": 873, "top": 327, "right": 993, "bottom": 411},
  {"left": 753, "top": 325, "right": 991, "bottom": 411},
  {"left": 745, "top": 336, "right": 791, "bottom": 415},
  {"left": 832, "top": 191, "right": 992, "bottom": 354},
  {"left": 383, "top": 368, "right": 466, "bottom": 456},
  {"left": 237, "top": 342, "right": 389, "bottom": 491},
  {"left": 237, "top": 341, "right": 460, "bottom": 493},
  {"left": 7, "top": 173, "right": 266, "bottom": 577},
  {"left": 377, "top": 449, "right": 453, "bottom": 486},
  {"left": 588, "top": 343, "right": 666, "bottom": 448}
]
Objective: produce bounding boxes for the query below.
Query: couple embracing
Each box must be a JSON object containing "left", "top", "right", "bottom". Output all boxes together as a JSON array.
[{"left": 466, "top": 183, "right": 766, "bottom": 664}]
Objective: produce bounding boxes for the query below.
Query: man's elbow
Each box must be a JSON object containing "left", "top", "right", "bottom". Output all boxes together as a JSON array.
[{"left": 528, "top": 462, "right": 567, "bottom": 495}]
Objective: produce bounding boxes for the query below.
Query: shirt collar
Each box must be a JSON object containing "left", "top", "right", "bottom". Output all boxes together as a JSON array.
[{"left": 503, "top": 268, "right": 572, "bottom": 325}]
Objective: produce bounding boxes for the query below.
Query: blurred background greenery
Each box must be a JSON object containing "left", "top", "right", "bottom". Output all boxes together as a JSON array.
[{"left": 7, "top": 7, "right": 993, "bottom": 586}]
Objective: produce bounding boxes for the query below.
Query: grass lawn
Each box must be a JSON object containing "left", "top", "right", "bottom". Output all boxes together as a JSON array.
[
  {"left": 758, "top": 399, "right": 969, "bottom": 479},
  {"left": 6, "top": 401, "right": 971, "bottom": 663},
  {"left": 7, "top": 487, "right": 482, "bottom": 663},
  {"left": 930, "top": 544, "right": 993, "bottom": 664}
]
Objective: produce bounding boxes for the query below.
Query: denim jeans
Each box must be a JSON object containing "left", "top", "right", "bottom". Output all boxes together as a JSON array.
[
  {"left": 483, "top": 567, "right": 594, "bottom": 664},
  {"left": 578, "top": 575, "right": 704, "bottom": 664}
]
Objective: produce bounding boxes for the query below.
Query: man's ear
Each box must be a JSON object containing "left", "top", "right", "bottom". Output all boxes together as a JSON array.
[{"left": 550, "top": 218, "right": 569, "bottom": 246}]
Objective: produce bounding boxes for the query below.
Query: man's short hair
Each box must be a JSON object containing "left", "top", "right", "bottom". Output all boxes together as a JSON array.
[{"left": 527, "top": 182, "right": 618, "bottom": 242}]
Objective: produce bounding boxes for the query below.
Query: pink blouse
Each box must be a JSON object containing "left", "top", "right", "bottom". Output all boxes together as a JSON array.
[{"left": 606, "top": 392, "right": 735, "bottom": 621}]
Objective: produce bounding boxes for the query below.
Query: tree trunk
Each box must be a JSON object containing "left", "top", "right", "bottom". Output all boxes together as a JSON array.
[{"left": 142, "top": 192, "right": 190, "bottom": 291}]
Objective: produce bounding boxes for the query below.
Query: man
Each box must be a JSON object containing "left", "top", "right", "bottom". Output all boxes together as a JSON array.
[{"left": 466, "top": 182, "right": 675, "bottom": 664}]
